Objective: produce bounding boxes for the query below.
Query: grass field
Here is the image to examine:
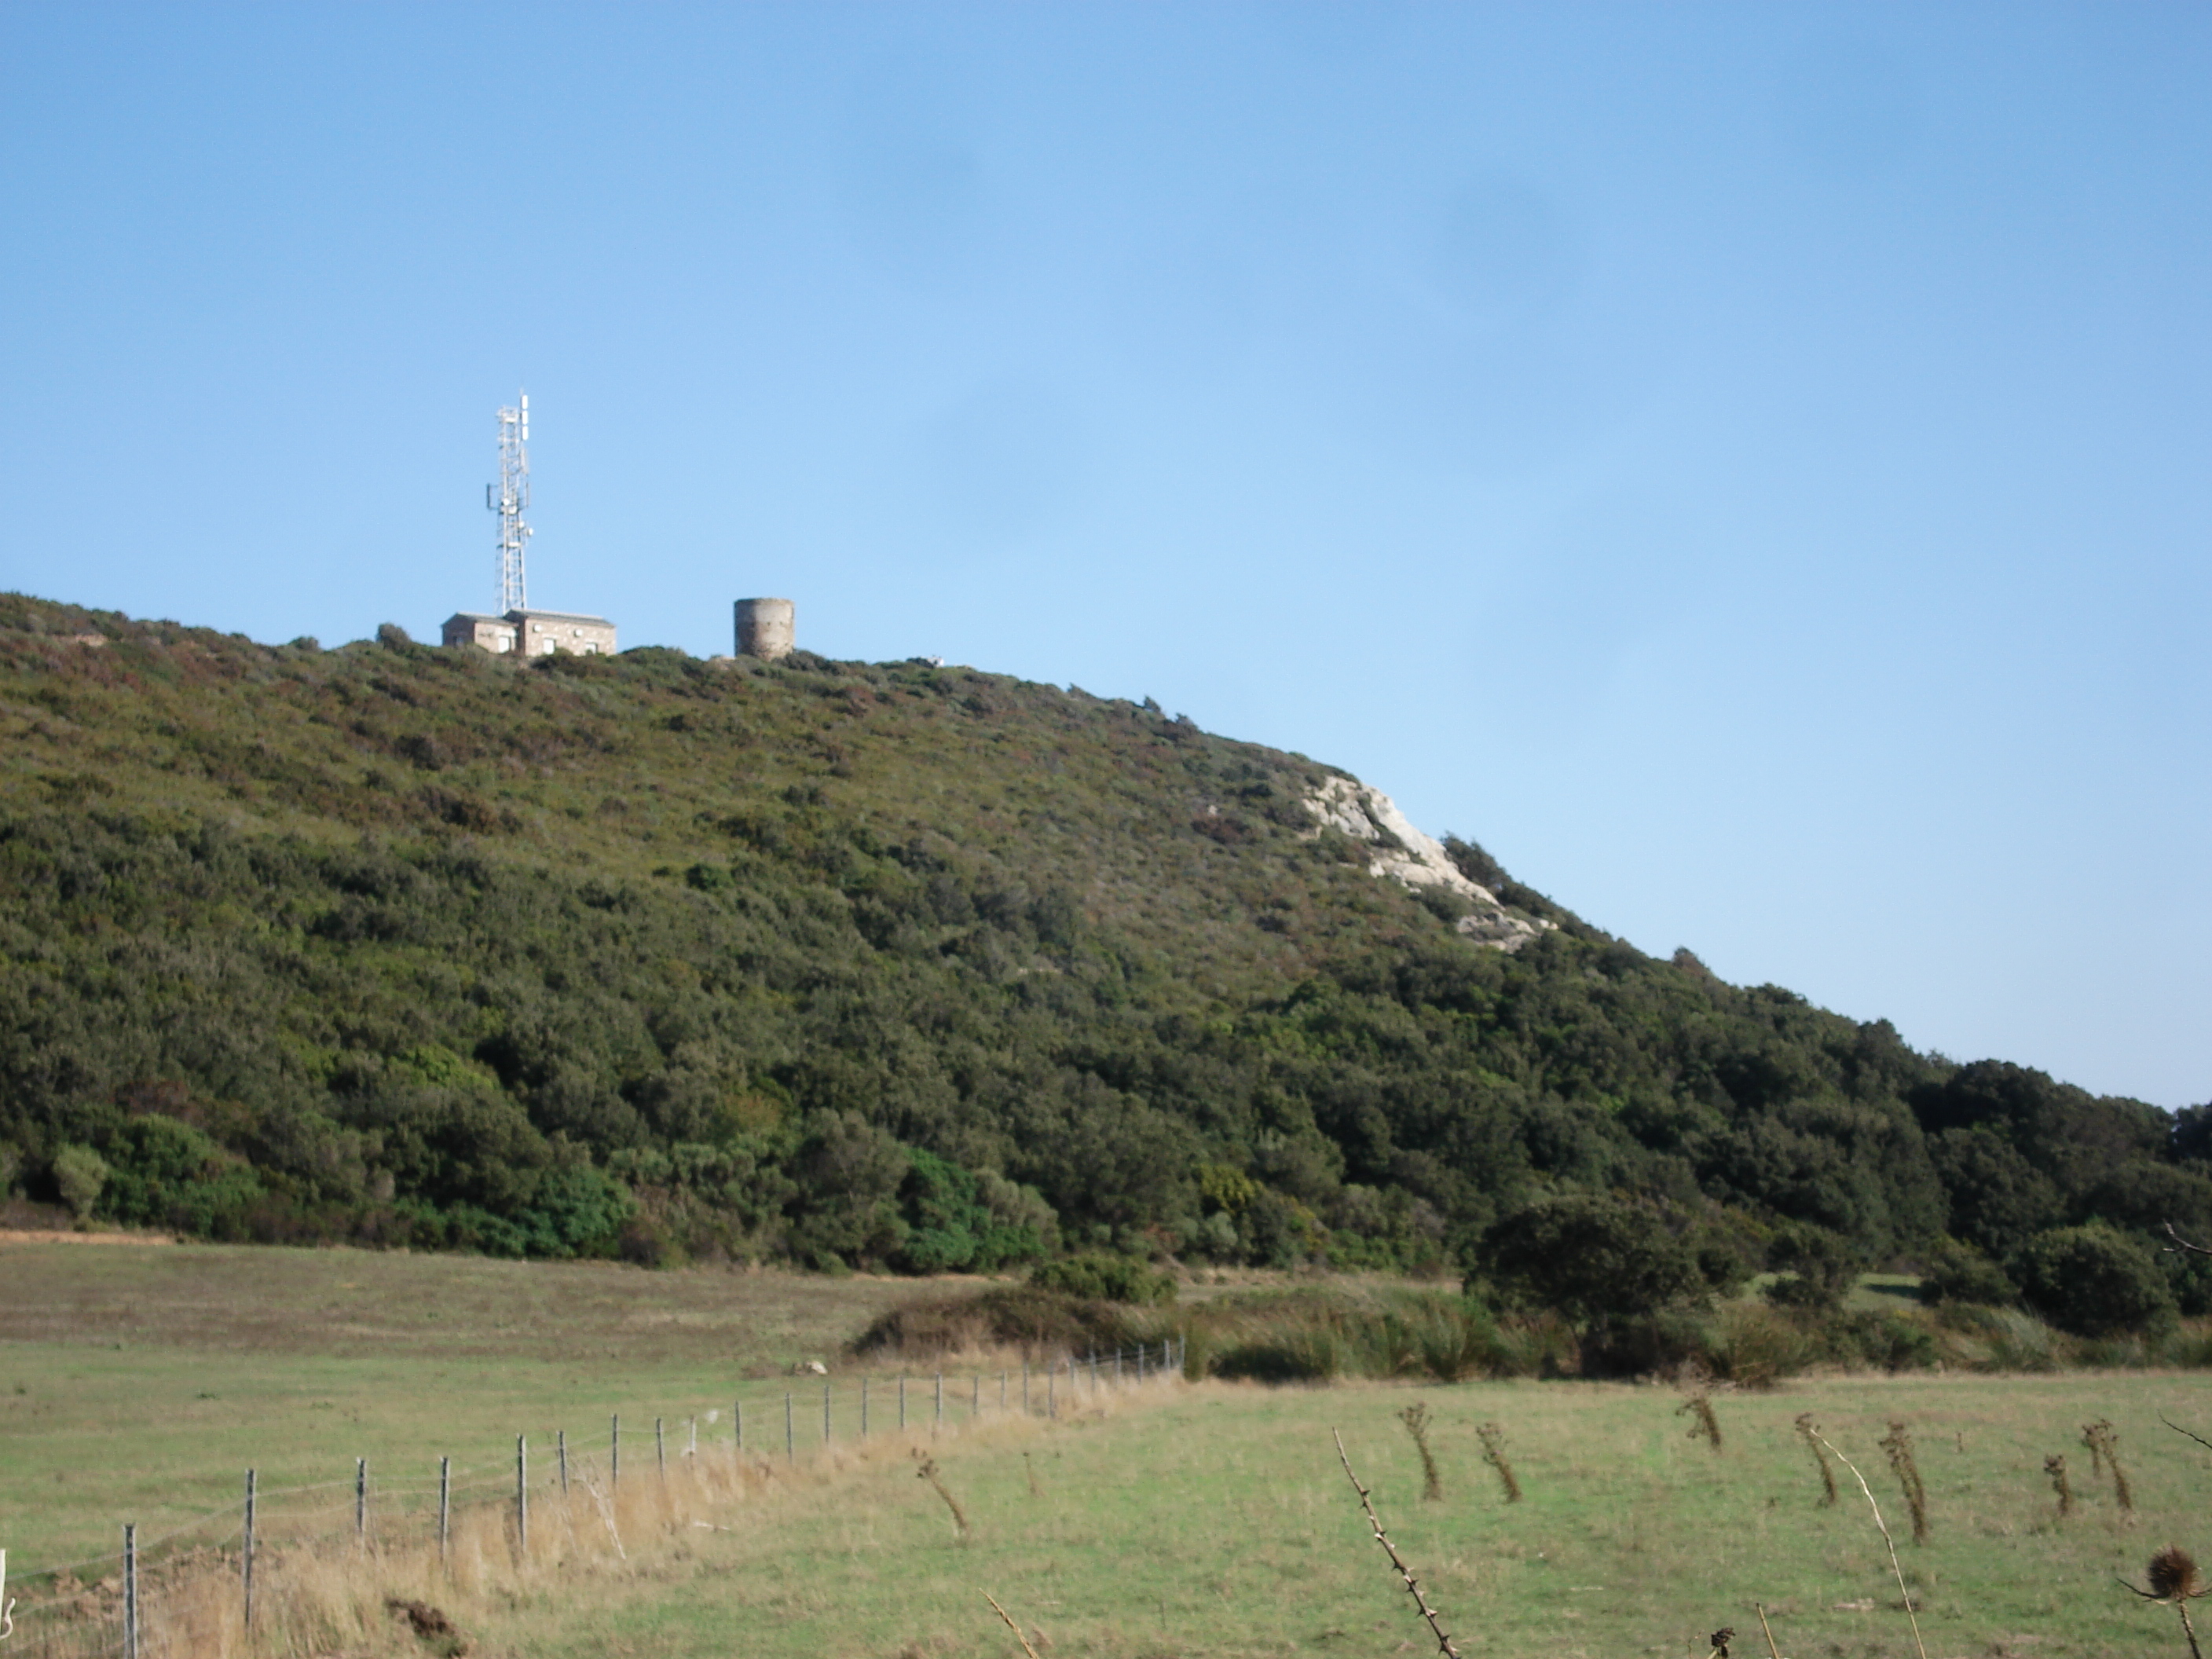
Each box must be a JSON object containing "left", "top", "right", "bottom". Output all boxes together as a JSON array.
[
  {"left": 0, "top": 1237, "right": 957, "bottom": 1569},
  {"left": 8, "top": 1240, "right": 2212, "bottom": 1659}
]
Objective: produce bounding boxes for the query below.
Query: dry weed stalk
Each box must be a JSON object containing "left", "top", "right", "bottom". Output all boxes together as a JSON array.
[
  {"left": 2083, "top": 1420, "right": 2134, "bottom": 1515},
  {"left": 983, "top": 1591, "right": 1043, "bottom": 1659},
  {"left": 2163, "top": 1415, "right": 2212, "bottom": 1456},
  {"left": 577, "top": 1470, "right": 626, "bottom": 1562},
  {"left": 1398, "top": 1403, "right": 1444, "bottom": 1502},
  {"left": 2045, "top": 1454, "right": 2075, "bottom": 1518},
  {"left": 1807, "top": 1427, "right": 1929, "bottom": 1659},
  {"left": 914, "top": 1452, "right": 970, "bottom": 1539},
  {"left": 1023, "top": 1452, "right": 1042, "bottom": 1498},
  {"left": 2121, "top": 1545, "right": 2211, "bottom": 1659},
  {"left": 1753, "top": 1602, "right": 1783, "bottom": 1659},
  {"left": 1678, "top": 1393, "right": 1723, "bottom": 1455},
  {"left": 1878, "top": 1421, "right": 1929, "bottom": 1545},
  {"left": 1474, "top": 1422, "right": 1521, "bottom": 1503},
  {"left": 1794, "top": 1414, "right": 1837, "bottom": 1507},
  {"left": 1331, "top": 1430, "right": 1460, "bottom": 1659}
]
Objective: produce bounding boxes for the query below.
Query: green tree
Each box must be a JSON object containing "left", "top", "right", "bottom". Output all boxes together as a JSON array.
[
  {"left": 1471, "top": 1191, "right": 1703, "bottom": 1331},
  {"left": 2011, "top": 1225, "right": 2177, "bottom": 1339},
  {"left": 1763, "top": 1223, "right": 1861, "bottom": 1310}
]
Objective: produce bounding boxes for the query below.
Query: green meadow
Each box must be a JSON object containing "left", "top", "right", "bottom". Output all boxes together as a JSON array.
[
  {"left": 0, "top": 1239, "right": 943, "bottom": 1570},
  {"left": 475, "top": 1371, "right": 2212, "bottom": 1659},
  {"left": 7, "top": 1241, "right": 2212, "bottom": 1659}
]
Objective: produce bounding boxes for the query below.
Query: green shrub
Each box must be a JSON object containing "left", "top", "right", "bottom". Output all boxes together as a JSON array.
[
  {"left": 1831, "top": 1309, "right": 1939, "bottom": 1372},
  {"left": 1933, "top": 1301, "right": 2061, "bottom": 1371},
  {"left": 895, "top": 1151, "right": 1054, "bottom": 1275},
  {"left": 95, "top": 1115, "right": 262, "bottom": 1239},
  {"left": 51, "top": 1144, "right": 108, "bottom": 1222},
  {"left": 1030, "top": 1252, "right": 1176, "bottom": 1306},
  {"left": 1762, "top": 1225, "right": 1860, "bottom": 1311},
  {"left": 1703, "top": 1304, "right": 1821, "bottom": 1387},
  {"left": 848, "top": 1284, "right": 1152, "bottom": 1360},
  {"left": 1921, "top": 1240, "right": 2018, "bottom": 1306},
  {"left": 2012, "top": 1225, "right": 2177, "bottom": 1339}
]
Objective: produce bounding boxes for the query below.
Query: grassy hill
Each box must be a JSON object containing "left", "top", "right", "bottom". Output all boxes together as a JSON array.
[{"left": 2, "top": 591, "right": 2206, "bottom": 1327}]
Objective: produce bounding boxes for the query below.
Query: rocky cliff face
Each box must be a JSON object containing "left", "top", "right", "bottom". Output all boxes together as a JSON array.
[{"left": 1301, "top": 777, "right": 1548, "bottom": 951}]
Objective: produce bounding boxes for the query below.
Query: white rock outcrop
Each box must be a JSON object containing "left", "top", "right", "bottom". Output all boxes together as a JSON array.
[{"left": 1302, "top": 776, "right": 1549, "bottom": 952}]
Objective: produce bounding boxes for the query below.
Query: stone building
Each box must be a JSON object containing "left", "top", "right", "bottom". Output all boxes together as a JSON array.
[
  {"left": 442, "top": 609, "right": 617, "bottom": 657},
  {"left": 734, "top": 597, "right": 794, "bottom": 660}
]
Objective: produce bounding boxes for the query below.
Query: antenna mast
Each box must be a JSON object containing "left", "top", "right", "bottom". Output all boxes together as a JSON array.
[{"left": 488, "top": 392, "right": 531, "bottom": 613}]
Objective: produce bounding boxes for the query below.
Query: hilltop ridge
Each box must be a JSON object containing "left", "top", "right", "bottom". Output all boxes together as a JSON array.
[{"left": 2, "top": 590, "right": 2206, "bottom": 1321}]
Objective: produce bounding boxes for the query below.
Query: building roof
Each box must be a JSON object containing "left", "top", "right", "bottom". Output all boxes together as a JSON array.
[
  {"left": 445, "top": 612, "right": 513, "bottom": 625},
  {"left": 507, "top": 609, "right": 613, "bottom": 624}
]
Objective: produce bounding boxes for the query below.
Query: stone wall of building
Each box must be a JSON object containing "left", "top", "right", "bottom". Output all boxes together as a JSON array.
[{"left": 735, "top": 597, "right": 795, "bottom": 660}]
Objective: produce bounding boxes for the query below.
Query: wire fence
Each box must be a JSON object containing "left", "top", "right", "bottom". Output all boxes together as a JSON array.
[{"left": 0, "top": 1338, "right": 1187, "bottom": 1659}]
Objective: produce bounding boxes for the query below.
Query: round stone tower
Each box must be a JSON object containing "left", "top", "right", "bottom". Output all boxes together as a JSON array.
[{"left": 734, "top": 598, "right": 795, "bottom": 660}]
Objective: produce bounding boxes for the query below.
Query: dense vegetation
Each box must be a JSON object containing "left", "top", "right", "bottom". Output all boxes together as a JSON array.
[{"left": 2, "top": 593, "right": 2206, "bottom": 1335}]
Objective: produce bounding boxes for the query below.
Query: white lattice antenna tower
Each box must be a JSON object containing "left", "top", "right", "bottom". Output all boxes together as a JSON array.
[{"left": 487, "top": 392, "right": 531, "bottom": 613}]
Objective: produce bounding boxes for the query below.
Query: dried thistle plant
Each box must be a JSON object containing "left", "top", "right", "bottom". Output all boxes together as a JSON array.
[
  {"left": 1474, "top": 1422, "right": 1521, "bottom": 1503},
  {"left": 1678, "top": 1393, "right": 1723, "bottom": 1455},
  {"left": 914, "top": 1451, "right": 969, "bottom": 1540},
  {"left": 1879, "top": 1420, "right": 1929, "bottom": 1545},
  {"left": 1794, "top": 1413, "right": 1838, "bottom": 1507},
  {"left": 1332, "top": 1430, "right": 1460, "bottom": 1658},
  {"left": 2045, "top": 1454, "right": 2075, "bottom": 1518},
  {"left": 1023, "top": 1452, "right": 1042, "bottom": 1499},
  {"left": 1399, "top": 1402, "right": 1443, "bottom": 1502},
  {"left": 2084, "top": 1420, "right": 2135, "bottom": 1515},
  {"left": 1706, "top": 1626, "right": 1734, "bottom": 1658},
  {"left": 2083, "top": 1419, "right": 2109, "bottom": 1481},
  {"left": 2121, "top": 1545, "right": 2211, "bottom": 1659}
]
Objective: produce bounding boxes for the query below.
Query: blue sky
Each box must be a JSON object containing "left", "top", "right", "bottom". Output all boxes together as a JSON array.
[{"left": 2, "top": 3, "right": 2206, "bottom": 1106}]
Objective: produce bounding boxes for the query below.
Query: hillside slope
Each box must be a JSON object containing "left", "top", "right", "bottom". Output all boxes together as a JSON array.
[{"left": 2, "top": 592, "right": 2205, "bottom": 1309}]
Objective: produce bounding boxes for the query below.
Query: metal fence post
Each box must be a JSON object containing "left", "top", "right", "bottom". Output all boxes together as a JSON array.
[
  {"left": 516, "top": 1435, "right": 529, "bottom": 1555},
  {"left": 356, "top": 1456, "right": 368, "bottom": 1541},
  {"left": 785, "top": 1392, "right": 793, "bottom": 1462},
  {"left": 612, "top": 1414, "right": 621, "bottom": 1489},
  {"left": 558, "top": 1428, "right": 569, "bottom": 1494},
  {"left": 935, "top": 1372, "right": 943, "bottom": 1430},
  {"left": 656, "top": 1416, "right": 666, "bottom": 1481},
  {"left": 123, "top": 1525, "right": 137, "bottom": 1659},
  {"left": 438, "top": 1456, "right": 451, "bottom": 1566},
  {"left": 242, "top": 1469, "right": 256, "bottom": 1630}
]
